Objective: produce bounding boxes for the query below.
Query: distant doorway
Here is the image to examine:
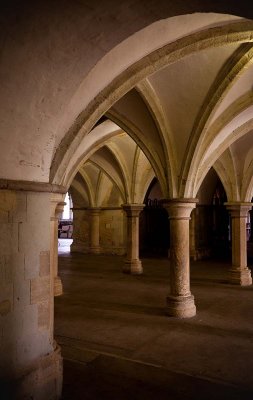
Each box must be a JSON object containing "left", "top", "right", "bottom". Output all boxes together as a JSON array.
[{"left": 140, "top": 178, "right": 169, "bottom": 257}]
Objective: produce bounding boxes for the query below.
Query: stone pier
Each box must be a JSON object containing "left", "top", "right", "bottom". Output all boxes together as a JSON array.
[{"left": 163, "top": 199, "right": 197, "bottom": 318}]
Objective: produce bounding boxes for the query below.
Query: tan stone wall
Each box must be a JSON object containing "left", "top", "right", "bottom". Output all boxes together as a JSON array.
[
  {"left": 71, "top": 209, "right": 90, "bottom": 253},
  {"left": 100, "top": 209, "right": 126, "bottom": 255}
]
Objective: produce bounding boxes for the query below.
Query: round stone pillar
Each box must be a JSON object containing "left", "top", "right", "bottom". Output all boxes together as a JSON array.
[
  {"left": 89, "top": 207, "right": 101, "bottom": 254},
  {"left": 122, "top": 204, "right": 145, "bottom": 275},
  {"left": 50, "top": 195, "right": 65, "bottom": 296},
  {"left": 0, "top": 188, "right": 62, "bottom": 399},
  {"left": 225, "top": 202, "right": 252, "bottom": 286},
  {"left": 163, "top": 199, "right": 197, "bottom": 318}
]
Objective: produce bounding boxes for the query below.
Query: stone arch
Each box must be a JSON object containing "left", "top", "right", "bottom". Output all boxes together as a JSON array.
[{"left": 50, "top": 17, "right": 253, "bottom": 188}]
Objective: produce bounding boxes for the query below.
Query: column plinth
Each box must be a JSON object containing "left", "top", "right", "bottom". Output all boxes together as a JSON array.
[
  {"left": 225, "top": 202, "right": 252, "bottom": 286},
  {"left": 54, "top": 275, "right": 63, "bottom": 296},
  {"left": 122, "top": 204, "right": 145, "bottom": 275},
  {"left": 163, "top": 199, "right": 198, "bottom": 318}
]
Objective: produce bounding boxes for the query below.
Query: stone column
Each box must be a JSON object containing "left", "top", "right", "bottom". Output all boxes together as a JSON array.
[
  {"left": 89, "top": 207, "right": 101, "bottom": 254},
  {"left": 0, "top": 189, "right": 62, "bottom": 399},
  {"left": 50, "top": 195, "right": 65, "bottom": 296},
  {"left": 163, "top": 199, "right": 197, "bottom": 318},
  {"left": 225, "top": 202, "right": 252, "bottom": 286},
  {"left": 189, "top": 208, "right": 197, "bottom": 261},
  {"left": 122, "top": 204, "right": 145, "bottom": 274},
  {"left": 249, "top": 208, "right": 253, "bottom": 242}
]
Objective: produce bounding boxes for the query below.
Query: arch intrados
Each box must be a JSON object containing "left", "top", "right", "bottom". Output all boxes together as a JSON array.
[
  {"left": 71, "top": 178, "right": 92, "bottom": 206},
  {"left": 197, "top": 167, "right": 230, "bottom": 204},
  {"left": 193, "top": 119, "right": 253, "bottom": 198},
  {"left": 88, "top": 158, "right": 126, "bottom": 203},
  {"left": 106, "top": 110, "right": 168, "bottom": 197},
  {"left": 138, "top": 169, "right": 156, "bottom": 204},
  {"left": 213, "top": 162, "right": 234, "bottom": 202},
  {"left": 63, "top": 123, "right": 123, "bottom": 188},
  {"left": 184, "top": 95, "right": 253, "bottom": 197},
  {"left": 244, "top": 176, "right": 253, "bottom": 202},
  {"left": 50, "top": 17, "right": 253, "bottom": 186},
  {"left": 65, "top": 118, "right": 165, "bottom": 203}
]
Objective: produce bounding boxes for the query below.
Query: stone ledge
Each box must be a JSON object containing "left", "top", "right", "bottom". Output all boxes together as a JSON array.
[{"left": 0, "top": 179, "right": 67, "bottom": 194}]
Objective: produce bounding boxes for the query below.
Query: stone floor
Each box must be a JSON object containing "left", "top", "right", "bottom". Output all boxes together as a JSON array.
[{"left": 55, "top": 252, "right": 253, "bottom": 399}]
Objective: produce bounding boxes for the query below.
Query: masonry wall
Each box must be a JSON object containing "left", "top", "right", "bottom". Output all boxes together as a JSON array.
[
  {"left": 71, "top": 208, "right": 126, "bottom": 255},
  {"left": 100, "top": 209, "right": 126, "bottom": 255},
  {"left": 71, "top": 209, "right": 90, "bottom": 253}
]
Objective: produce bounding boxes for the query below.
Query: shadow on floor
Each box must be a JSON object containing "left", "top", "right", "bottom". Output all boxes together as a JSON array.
[{"left": 62, "top": 355, "right": 253, "bottom": 400}]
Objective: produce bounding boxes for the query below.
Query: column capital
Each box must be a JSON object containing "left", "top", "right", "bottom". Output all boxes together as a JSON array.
[
  {"left": 88, "top": 207, "right": 101, "bottom": 216},
  {"left": 225, "top": 202, "right": 252, "bottom": 218},
  {"left": 55, "top": 201, "right": 66, "bottom": 220},
  {"left": 122, "top": 203, "right": 145, "bottom": 217},
  {"left": 162, "top": 198, "right": 198, "bottom": 220},
  {"left": 50, "top": 193, "right": 65, "bottom": 219}
]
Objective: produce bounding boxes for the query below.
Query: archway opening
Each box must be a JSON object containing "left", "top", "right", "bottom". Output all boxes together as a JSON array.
[
  {"left": 140, "top": 178, "right": 170, "bottom": 257},
  {"left": 58, "top": 192, "right": 73, "bottom": 253},
  {"left": 193, "top": 167, "right": 230, "bottom": 262}
]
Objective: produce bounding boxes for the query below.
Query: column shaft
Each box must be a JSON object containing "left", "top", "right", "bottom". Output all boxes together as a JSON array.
[
  {"left": 164, "top": 199, "right": 197, "bottom": 318},
  {"left": 51, "top": 196, "right": 65, "bottom": 296},
  {"left": 89, "top": 208, "right": 101, "bottom": 254},
  {"left": 122, "top": 204, "right": 144, "bottom": 274},
  {"left": 225, "top": 202, "right": 252, "bottom": 286},
  {"left": 189, "top": 208, "right": 197, "bottom": 261}
]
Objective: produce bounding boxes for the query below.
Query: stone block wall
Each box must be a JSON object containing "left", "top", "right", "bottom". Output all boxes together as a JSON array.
[
  {"left": 71, "top": 209, "right": 90, "bottom": 253},
  {"left": 71, "top": 208, "right": 126, "bottom": 255},
  {"left": 100, "top": 209, "right": 126, "bottom": 255}
]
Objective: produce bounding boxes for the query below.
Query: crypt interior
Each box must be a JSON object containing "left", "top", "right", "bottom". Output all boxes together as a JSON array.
[{"left": 1, "top": 1, "right": 253, "bottom": 399}]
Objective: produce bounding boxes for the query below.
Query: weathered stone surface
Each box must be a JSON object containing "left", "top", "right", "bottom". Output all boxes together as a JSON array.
[
  {"left": 89, "top": 208, "right": 101, "bottom": 254},
  {"left": 71, "top": 210, "right": 90, "bottom": 254},
  {"left": 122, "top": 204, "right": 145, "bottom": 275},
  {"left": 0, "top": 255, "right": 14, "bottom": 284},
  {"left": 0, "top": 300, "right": 11, "bottom": 316},
  {"left": 14, "top": 278, "right": 30, "bottom": 309},
  {"left": 0, "top": 223, "right": 19, "bottom": 255},
  {"left": 54, "top": 276, "right": 63, "bottom": 297},
  {"left": 0, "top": 191, "right": 16, "bottom": 212},
  {"left": 0, "top": 210, "right": 8, "bottom": 223},
  {"left": 163, "top": 200, "right": 197, "bottom": 318},
  {"left": 40, "top": 251, "right": 50, "bottom": 277},
  {"left": 6, "top": 343, "right": 63, "bottom": 399},
  {"left": 31, "top": 276, "right": 50, "bottom": 304},
  {"left": 226, "top": 203, "right": 252, "bottom": 286},
  {"left": 24, "top": 252, "right": 40, "bottom": 280},
  {"left": 8, "top": 192, "right": 27, "bottom": 223},
  {"left": 38, "top": 301, "right": 50, "bottom": 330}
]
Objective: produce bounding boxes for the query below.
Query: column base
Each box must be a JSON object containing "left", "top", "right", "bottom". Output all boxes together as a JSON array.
[
  {"left": 228, "top": 267, "right": 252, "bottom": 286},
  {"left": 166, "top": 294, "right": 196, "bottom": 318},
  {"left": 1, "top": 343, "right": 62, "bottom": 399},
  {"left": 54, "top": 276, "right": 63, "bottom": 296},
  {"left": 70, "top": 242, "right": 89, "bottom": 254},
  {"left": 123, "top": 259, "right": 143, "bottom": 275},
  {"left": 89, "top": 246, "right": 101, "bottom": 254}
]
